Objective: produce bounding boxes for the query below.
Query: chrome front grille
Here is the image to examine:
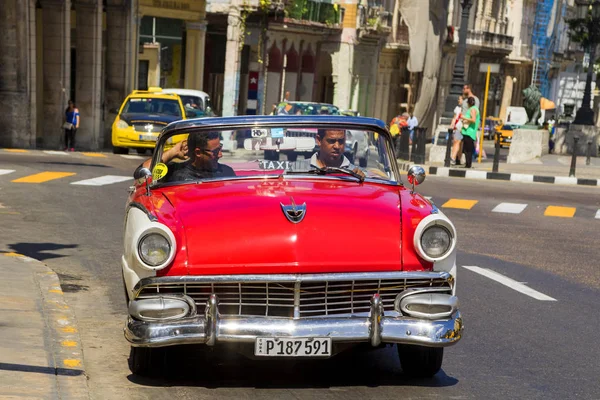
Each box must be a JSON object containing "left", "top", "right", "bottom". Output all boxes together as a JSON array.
[{"left": 136, "top": 276, "right": 452, "bottom": 318}]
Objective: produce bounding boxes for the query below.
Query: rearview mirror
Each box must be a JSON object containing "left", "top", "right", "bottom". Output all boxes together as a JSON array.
[
  {"left": 134, "top": 167, "right": 152, "bottom": 181},
  {"left": 407, "top": 165, "right": 426, "bottom": 193}
]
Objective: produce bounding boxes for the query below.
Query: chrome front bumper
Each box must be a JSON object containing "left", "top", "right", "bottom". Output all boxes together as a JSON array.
[{"left": 125, "top": 294, "right": 464, "bottom": 348}]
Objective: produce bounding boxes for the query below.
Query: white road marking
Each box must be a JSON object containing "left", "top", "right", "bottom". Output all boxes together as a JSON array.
[
  {"left": 0, "top": 169, "right": 16, "bottom": 176},
  {"left": 70, "top": 175, "right": 132, "bottom": 186},
  {"left": 434, "top": 167, "right": 450, "bottom": 177},
  {"left": 492, "top": 202, "right": 528, "bottom": 214},
  {"left": 509, "top": 173, "right": 534, "bottom": 183},
  {"left": 463, "top": 266, "right": 556, "bottom": 301},
  {"left": 425, "top": 196, "right": 432, "bottom": 200},
  {"left": 44, "top": 150, "right": 68, "bottom": 155},
  {"left": 120, "top": 155, "right": 145, "bottom": 160},
  {"left": 596, "top": 209, "right": 600, "bottom": 219}
]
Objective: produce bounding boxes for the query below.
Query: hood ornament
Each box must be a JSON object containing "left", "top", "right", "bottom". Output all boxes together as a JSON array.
[{"left": 280, "top": 197, "right": 306, "bottom": 224}]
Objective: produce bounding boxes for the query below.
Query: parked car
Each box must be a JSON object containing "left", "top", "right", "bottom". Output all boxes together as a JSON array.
[
  {"left": 495, "top": 124, "right": 515, "bottom": 148},
  {"left": 110, "top": 87, "right": 192, "bottom": 155},
  {"left": 161, "top": 88, "right": 216, "bottom": 117},
  {"left": 122, "top": 115, "right": 463, "bottom": 378}
]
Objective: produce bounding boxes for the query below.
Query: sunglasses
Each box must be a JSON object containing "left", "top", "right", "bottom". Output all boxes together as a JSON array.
[
  {"left": 325, "top": 138, "right": 345, "bottom": 145},
  {"left": 203, "top": 143, "right": 223, "bottom": 157}
]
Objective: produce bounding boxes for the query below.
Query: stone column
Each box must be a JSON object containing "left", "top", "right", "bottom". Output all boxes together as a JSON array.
[
  {"left": 41, "top": 0, "right": 71, "bottom": 149},
  {"left": 331, "top": 41, "right": 353, "bottom": 110},
  {"left": 499, "top": 74, "right": 513, "bottom": 121},
  {"left": 185, "top": 21, "right": 207, "bottom": 90},
  {"left": 75, "top": 0, "right": 103, "bottom": 150},
  {"left": 222, "top": 9, "right": 242, "bottom": 116},
  {"left": 0, "top": 0, "right": 35, "bottom": 148},
  {"left": 105, "top": 0, "right": 131, "bottom": 148}
]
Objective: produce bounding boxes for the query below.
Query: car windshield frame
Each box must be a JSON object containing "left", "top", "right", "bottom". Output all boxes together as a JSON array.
[
  {"left": 276, "top": 103, "right": 340, "bottom": 116},
  {"left": 122, "top": 97, "right": 183, "bottom": 118},
  {"left": 147, "top": 116, "right": 402, "bottom": 188}
]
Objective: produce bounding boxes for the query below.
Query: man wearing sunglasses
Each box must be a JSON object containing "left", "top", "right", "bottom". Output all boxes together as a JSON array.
[{"left": 135, "top": 131, "right": 235, "bottom": 182}]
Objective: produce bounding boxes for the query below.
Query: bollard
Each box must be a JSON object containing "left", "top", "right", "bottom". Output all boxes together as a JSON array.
[
  {"left": 569, "top": 136, "right": 579, "bottom": 177},
  {"left": 444, "top": 128, "right": 453, "bottom": 167},
  {"left": 493, "top": 131, "right": 501, "bottom": 173},
  {"left": 399, "top": 127, "right": 411, "bottom": 160},
  {"left": 587, "top": 141, "right": 592, "bottom": 166}
]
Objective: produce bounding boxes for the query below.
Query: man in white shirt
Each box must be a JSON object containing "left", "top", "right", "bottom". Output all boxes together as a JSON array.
[{"left": 407, "top": 112, "right": 418, "bottom": 143}]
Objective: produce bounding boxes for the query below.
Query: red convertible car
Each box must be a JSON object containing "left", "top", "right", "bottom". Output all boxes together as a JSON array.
[{"left": 122, "top": 115, "right": 463, "bottom": 378}]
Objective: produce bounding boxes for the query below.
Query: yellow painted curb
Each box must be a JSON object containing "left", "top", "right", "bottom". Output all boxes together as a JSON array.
[
  {"left": 62, "top": 326, "right": 78, "bottom": 333},
  {"left": 3, "top": 149, "right": 29, "bottom": 153},
  {"left": 4, "top": 252, "right": 23, "bottom": 257},
  {"left": 442, "top": 199, "right": 479, "bottom": 210},
  {"left": 81, "top": 152, "right": 107, "bottom": 158},
  {"left": 63, "top": 359, "right": 82, "bottom": 368},
  {"left": 62, "top": 341, "right": 77, "bottom": 347},
  {"left": 12, "top": 171, "right": 76, "bottom": 183},
  {"left": 544, "top": 206, "right": 576, "bottom": 218}
]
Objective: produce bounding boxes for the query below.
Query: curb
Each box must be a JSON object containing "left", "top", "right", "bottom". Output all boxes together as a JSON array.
[
  {"left": 4, "top": 253, "right": 90, "bottom": 399},
  {"left": 426, "top": 167, "right": 600, "bottom": 186}
]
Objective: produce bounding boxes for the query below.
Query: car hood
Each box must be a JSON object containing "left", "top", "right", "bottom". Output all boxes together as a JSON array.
[
  {"left": 159, "top": 179, "right": 403, "bottom": 275},
  {"left": 119, "top": 113, "right": 181, "bottom": 125}
]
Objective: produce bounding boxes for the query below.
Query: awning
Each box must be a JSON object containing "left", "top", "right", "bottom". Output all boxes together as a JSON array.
[{"left": 540, "top": 97, "right": 556, "bottom": 110}]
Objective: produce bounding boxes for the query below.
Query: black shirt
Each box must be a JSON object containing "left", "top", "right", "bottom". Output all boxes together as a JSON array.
[{"left": 167, "top": 160, "right": 236, "bottom": 182}]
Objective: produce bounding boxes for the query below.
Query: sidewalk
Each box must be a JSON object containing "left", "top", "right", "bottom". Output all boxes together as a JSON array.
[
  {"left": 398, "top": 145, "right": 600, "bottom": 186},
  {"left": 0, "top": 252, "right": 89, "bottom": 399}
]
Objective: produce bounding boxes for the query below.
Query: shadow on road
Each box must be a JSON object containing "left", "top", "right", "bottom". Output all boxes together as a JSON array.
[
  {"left": 0, "top": 362, "right": 84, "bottom": 376},
  {"left": 126, "top": 344, "right": 458, "bottom": 389},
  {"left": 8, "top": 242, "right": 78, "bottom": 261}
]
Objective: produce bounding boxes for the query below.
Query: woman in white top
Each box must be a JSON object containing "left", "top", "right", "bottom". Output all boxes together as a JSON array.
[{"left": 450, "top": 96, "right": 463, "bottom": 165}]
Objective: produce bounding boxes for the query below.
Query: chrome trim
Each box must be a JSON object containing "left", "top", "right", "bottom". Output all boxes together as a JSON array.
[
  {"left": 369, "top": 294, "right": 384, "bottom": 347},
  {"left": 281, "top": 197, "right": 307, "bottom": 223},
  {"left": 133, "top": 271, "right": 451, "bottom": 295},
  {"left": 127, "top": 202, "right": 157, "bottom": 222},
  {"left": 129, "top": 295, "right": 196, "bottom": 321},
  {"left": 124, "top": 294, "right": 464, "bottom": 348},
  {"left": 393, "top": 287, "right": 451, "bottom": 310},
  {"left": 395, "top": 290, "right": 459, "bottom": 320}
]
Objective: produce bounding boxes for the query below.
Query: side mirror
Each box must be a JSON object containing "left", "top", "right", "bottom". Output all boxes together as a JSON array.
[
  {"left": 134, "top": 167, "right": 152, "bottom": 181},
  {"left": 407, "top": 165, "right": 426, "bottom": 193}
]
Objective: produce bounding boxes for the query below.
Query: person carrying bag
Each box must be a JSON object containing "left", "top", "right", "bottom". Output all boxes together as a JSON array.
[{"left": 63, "top": 100, "right": 80, "bottom": 151}]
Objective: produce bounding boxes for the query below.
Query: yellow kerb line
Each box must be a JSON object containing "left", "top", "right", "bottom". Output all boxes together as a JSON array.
[
  {"left": 442, "top": 199, "right": 479, "bottom": 210},
  {"left": 12, "top": 172, "right": 76, "bottom": 183},
  {"left": 63, "top": 359, "right": 81, "bottom": 368},
  {"left": 62, "top": 341, "right": 77, "bottom": 347},
  {"left": 4, "top": 252, "right": 22, "bottom": 257},
  {"left": 544, "top": 206, "right": 576, "bottom": 218},
  {"left": 3, "top": 149, "right": 29, "bottom": 153},
  {"left": 81, "top": 152, "right": 107, "bottom": 157}
]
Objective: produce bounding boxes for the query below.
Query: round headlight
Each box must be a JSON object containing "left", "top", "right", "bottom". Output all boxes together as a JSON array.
[
  {"left": 420, "top": 226, "right": 452, "bottom": 258},
  {"left": 117, "top": 119, "right": 129, "bottom": 129},
  {"left": 138, "top": 233, "right": 171, "bottom": 266}
]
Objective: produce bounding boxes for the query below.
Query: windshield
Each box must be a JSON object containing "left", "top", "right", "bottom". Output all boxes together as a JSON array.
[
  {"left": 122, "top": 98, "right": 182, "bottom": 118},
  {"left": 178, "top": 95, "right": 204, "bottom": 111},
  {"left": 276, "top": 103, "right": 340, "bottom": 116},
  {"left": 149, "top": 122, "right": 398, "bottom": 186}
]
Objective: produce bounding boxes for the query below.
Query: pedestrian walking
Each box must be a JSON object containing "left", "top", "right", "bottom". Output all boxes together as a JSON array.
[
  {"left": 407, "top": 111, "right": 418, "bottom": 144},
  {"left": 460, "top": 96, "right": 480, "bottom": 169},
  {"left": 63, "top": 100, "right": 80, "bottom": 151},
  {"left": 450, "top": 96, "right": 464, "bottom": 165}
]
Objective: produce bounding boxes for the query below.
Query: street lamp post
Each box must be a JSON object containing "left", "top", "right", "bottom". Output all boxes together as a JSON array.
[
  {"left": 442, "top": 0, "right": 473, "bottom": 121},
  {"left": 571, "top": 0, "right": 600, "bottom": 125}
]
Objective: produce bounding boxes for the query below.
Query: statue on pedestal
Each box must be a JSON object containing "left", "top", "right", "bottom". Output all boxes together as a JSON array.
[{"left": 522, "top": 84, "right": 542, "bottom": 126}]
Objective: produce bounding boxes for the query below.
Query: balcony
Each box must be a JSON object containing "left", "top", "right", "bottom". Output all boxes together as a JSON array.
[
  {"left": 358, "top": 5, "right": 392, "bottom": 38},
  {"left": 466, "top": 30, "right": 514, "bottom": 53},
  {"left": 283, "top": 0, "right": 342, "bottom": 28}
]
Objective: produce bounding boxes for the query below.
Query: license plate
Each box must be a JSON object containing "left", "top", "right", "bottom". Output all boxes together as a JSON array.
[
  {"left": 139, "top": 134, "right": 157, "bottom": 141},
  {"left": 255, "top": 337, "right": 331, "bottom": 357}
]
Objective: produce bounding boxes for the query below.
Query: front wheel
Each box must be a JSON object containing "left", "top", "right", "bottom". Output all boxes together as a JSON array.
[
  {"left": 128, "top": 346, "right": 168, "bottom": 377},
  {"left": 397, "top": 344, "right": 443, "bottom": 378}
]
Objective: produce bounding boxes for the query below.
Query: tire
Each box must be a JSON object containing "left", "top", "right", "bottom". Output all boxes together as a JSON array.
[
  {"left": 128, "top": 346, "right": 168, "bottom": 377},
  {"left": 397, "top": 344, "right": 443, "bottom": 378},
  {"left": 264, "top": 150, "right": 279, "bottom": 161},
  {"left": 113, "top": 146, "right": 128, "bottom": 155}
]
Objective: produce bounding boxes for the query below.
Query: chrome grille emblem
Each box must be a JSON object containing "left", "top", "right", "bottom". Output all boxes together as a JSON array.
[
  {"left": 144, "top": 124, "right": 154, "bottom": 133},
  {"left": 280, "top": 197, "right": 306, "bottom": 224}
]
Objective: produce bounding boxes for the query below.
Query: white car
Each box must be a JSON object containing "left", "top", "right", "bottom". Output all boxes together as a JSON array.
[
  {"left": 345, "top": 130, "right": 370, "bottom": 167},
  {"left": 161, "top": 88, "right": 215, "bottom": 118}
]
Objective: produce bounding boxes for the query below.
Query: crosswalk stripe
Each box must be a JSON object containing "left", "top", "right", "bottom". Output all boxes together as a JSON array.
[
  {"left": 44, "top": 150, "right": 69, "bottom": 155},
  {"left": 4, "top": 149, "right": 29, "bottom": 153},
  {"left": 544, "top": 205, "right": 576, "bottom": 218},
  {"left": 120, "top": 155, "right": 145, "bottom": 160},
  {"left": 12, "top": 172, "right": 76, "bottom": 183},
  {"left": 595, "top": 209, "right": 600, "bottom": 219},
  {"left": 492, "top": 202, "right": 527, "bottom": 214},
  {"left": 81, "top": 152, "right": 107, "bottom": 158},
  {"left": 442, "top": 199, "right": 478, "bottom": 210},
  {"left": 0, "top": 169, "right": 16, "bottom": 176},
  {"left": 70, "top": 175, "right": 131, "bottom": 186},
  {"left": 463, "top": 266, "right": 556, "bottom": 301}
]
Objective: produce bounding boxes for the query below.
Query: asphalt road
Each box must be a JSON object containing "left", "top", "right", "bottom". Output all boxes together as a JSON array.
[{"left": 0, "top": 149, "right": 599, "bottom": 399}]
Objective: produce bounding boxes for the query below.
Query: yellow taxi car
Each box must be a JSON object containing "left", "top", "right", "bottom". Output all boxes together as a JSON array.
[
  {"left": 111, "top": 87, "right": 191, "bottom": 154},
  {"left": 494, "top": 124, "right": 515, "bottom": 148}
]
